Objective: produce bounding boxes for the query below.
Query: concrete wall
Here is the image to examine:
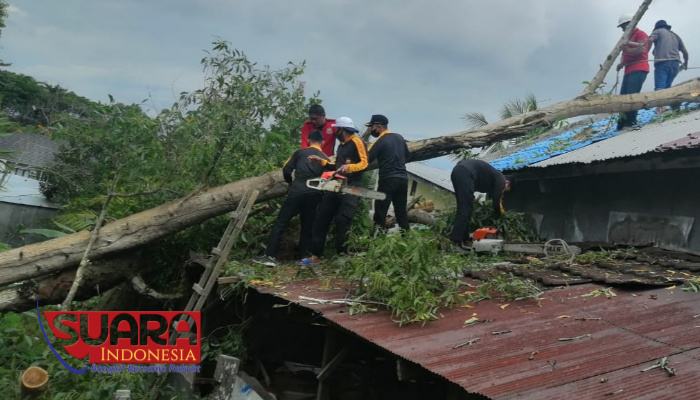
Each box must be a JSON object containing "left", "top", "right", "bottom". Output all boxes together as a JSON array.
[
  {"left": 506, "top": 167, "right": 700, "bottom": 251},
  {"left": 407, "top": 177, "right": 454, "bottom": 212}
]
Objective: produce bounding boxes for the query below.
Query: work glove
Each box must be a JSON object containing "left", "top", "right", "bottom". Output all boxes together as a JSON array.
[{"left": 682, "top": 61, "right": 688, "bottom": 71}]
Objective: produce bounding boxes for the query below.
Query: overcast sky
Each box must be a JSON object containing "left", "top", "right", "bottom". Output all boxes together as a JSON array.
[{"left": 2, "top": 0, "right": 699, "bottom": 169}]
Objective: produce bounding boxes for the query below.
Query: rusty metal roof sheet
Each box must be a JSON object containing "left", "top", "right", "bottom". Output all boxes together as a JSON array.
[
  {"left": 655, "top": 132, "right": 700, "bottom": 152},
  {"left": 253, "top": 279, "right": 700, "bottom": 399}
]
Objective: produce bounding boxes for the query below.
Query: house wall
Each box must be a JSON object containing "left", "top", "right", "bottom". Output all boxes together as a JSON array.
[
  {"left": 407, "top": 177, "right": 454, "bottom": 211},
  {"left": 0, "top": 202, "right": 59, "bottom": 247},
  {"left": 507, "top": 167, "right": 700, "bottom": 251}
]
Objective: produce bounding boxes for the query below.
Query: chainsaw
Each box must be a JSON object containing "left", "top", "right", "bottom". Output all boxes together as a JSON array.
[
  {"left": 468, "top": 228, "right": 582, "bottom": 256},
  {"left": 306, "top": 171, "right": 387, "bottom": 200}
]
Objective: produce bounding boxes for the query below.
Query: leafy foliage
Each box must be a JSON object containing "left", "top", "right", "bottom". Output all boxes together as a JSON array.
[
  {"left": 333, "top": 230, "right": 466, "bottom": 326},
  {"left": 499, "top": 93, "right": 538, "bottom": 120},
  {"left": 0, "top": 71, "right": 98, "bottom": 127},
  {"left": 437, "top": 200, "right": 537, "bottom": 242}
]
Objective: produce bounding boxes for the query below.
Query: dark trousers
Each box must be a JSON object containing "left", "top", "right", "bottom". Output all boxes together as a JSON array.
[
  {"left": 617, "top": 70, "right": 647, "bottom": 129},
  {"left": 449, "top": 165, "right": 476, "bottom": 243},
  {"left": 310, "top": 192, "right": 359, "bottom": 256},
  {"left": 373, "top": 177, "right": 410, "bottom": 231},
  {"left": 265, "top": 191, "right": 322, "bottom": 258}
]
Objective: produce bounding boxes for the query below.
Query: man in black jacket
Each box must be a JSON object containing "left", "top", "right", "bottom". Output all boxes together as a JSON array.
[
  {"left": 301, "top": 117, "right": 368, "bottom": 266},
  {"left": 450, "top": 160, "right": 511, "bottom": 253},
  {"left": 366, "top": 114, "right": 410, "bottom": 232},
  {"left": 256, "top": 130, "right": 329, "bottom": 267}
]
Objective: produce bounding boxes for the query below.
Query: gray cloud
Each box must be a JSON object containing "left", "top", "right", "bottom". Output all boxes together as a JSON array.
[{"left": 3, "top": 0, "right": 699, "bottom": 152}]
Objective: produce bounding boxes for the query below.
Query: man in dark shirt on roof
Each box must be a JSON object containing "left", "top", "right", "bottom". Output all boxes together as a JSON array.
[
  {"left": 301, "top": 104, "right": 337, "bottom": 156},
  {"left": 449, "top": 160, "right": 511, "bottom": 253},
  {"left": 255, "top": 130, "right": 329, "bottom": 267},
  {"left": 366, "top": 114, "right": 410, "bottom": 232},
  {"left": 301, "top": 116, "right": 368, "bottom": 266}
]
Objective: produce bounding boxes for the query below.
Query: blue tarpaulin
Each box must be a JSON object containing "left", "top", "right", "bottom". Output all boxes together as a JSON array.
[{"left": 490, "top": 103, "right": 699, "bottom": 171}]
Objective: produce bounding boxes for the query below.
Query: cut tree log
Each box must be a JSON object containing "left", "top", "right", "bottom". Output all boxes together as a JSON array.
[
  {"left": 20, "top": 366, "right": 49, "bottom": 397},
  {"left": 1, "top": 81, "right": 699, "bottom": 289}
]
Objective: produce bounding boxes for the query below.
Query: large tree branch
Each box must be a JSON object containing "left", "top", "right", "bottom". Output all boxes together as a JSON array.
[{"left": 408, "top": 79, "right": 700, "bottom": 162}]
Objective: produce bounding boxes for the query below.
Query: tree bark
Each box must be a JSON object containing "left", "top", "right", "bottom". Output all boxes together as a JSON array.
[
  {"left": 1, "top": 81, "right": 699, "bottom": 288},
  {"left": 0, "top": 257, "right": 138, "bottom": 312}
]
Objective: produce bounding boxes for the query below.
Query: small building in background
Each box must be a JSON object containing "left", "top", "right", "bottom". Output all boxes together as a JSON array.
[
  {"left": 405, "top": 162, "right": 454, "bottom": 212},
  {"left": 0, "top": 132, "right": 60, "bottom": 246}
]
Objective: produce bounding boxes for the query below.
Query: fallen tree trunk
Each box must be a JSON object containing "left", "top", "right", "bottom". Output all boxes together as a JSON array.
[
  {"left": 2, "top": 82, "right": 699, "bottom": 287},
  {"left": 0, "top": 257, "right": 139, "bottom": 312},
  {"left": 407, "top": 78, "right": 700, "bottom": 161}
]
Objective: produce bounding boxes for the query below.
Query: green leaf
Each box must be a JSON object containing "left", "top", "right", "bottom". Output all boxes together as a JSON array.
[{"left": 20, "top": 228, "right": 67, "bottom": 238}]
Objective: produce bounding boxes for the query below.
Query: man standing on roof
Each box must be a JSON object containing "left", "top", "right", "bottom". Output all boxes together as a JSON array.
[
  {"left": 365, "top": 114, "right": 410, "bottom": 232},
  {"left": 301, "top": 104, "right": 336, "bottom": 156},
  {"left": 615, "top": 14, "right": 649, "bottom": 130},
  {"left": 301, "top": 116, "right": 368, "bottom": 266},
  {"left": 449, "top": 160, "right": 511, "bottom": 254},
  {"left": 629, "top": 20, "right": 688, "bottom": 98},
  {"left": 255, "top": 130, "right": 329, "bottom": 267}
]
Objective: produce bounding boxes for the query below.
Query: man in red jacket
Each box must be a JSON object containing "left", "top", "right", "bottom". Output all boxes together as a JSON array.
[
  {"left": 301, "top": 104, "right": 336, "bottom": 156},
  {"left": 616, "top": 14, "right": 649, "bottom": 130}
]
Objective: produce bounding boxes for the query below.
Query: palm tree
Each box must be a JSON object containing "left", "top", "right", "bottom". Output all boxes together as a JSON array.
[
  {"left": 499, "top": 94, "right": 538, "bottom": 120},
  {"left": 452, "top": 94, "right": 539, "bottom": 161}
]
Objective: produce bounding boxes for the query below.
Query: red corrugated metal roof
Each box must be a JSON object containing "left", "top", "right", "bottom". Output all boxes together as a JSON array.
[
  {"left": 655, "top": 131, "right": 700, "bottom": 152},
  {"left": 253, "top": 279, "right": 700, "bottom": 399}
]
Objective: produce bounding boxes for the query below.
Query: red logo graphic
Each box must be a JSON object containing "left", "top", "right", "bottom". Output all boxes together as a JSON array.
[{"left": 42, "top": 311, "right": 201, "bottom": 366}]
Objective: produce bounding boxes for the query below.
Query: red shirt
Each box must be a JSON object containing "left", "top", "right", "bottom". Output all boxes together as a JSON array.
[
  {"left": 622, "top": 28, "right": 650, "bottom": 75},
  {"left": 301, "top": 118, "right": 336, "bottom": 156}
]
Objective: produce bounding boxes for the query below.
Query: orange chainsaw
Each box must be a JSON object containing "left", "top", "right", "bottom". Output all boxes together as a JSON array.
[
  {"left": 306, "top": 171, "right": 387, "bottom": 200},
  {"left": 469, "top": 228, "right": 581, "bottom": 256}
]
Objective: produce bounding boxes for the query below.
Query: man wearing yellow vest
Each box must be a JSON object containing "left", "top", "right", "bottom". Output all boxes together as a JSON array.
[{"left": 366, "top": 114, "right": 410, "bottom": 232}]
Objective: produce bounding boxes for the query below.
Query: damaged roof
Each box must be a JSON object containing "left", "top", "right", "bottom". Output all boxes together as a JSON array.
[
  {"left": 490, "top": 103, "right": 700, "bottom": 172},
  {"left": 253, "top": 278, "right": 700, "bottom": 399}
]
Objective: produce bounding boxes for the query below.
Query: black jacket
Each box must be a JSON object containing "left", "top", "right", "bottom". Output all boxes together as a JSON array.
[
  {"left": 454, "top": 159, "right": 507, "bottom": 214},
  {"left": 321, "top": 135, "right": 368, "bottom": 185},
  {"left": 368, "top": 131, "right": 409, "bottom": 181},
  {"left": 283, "top": 145, "right": 329, "bottom": 194}
]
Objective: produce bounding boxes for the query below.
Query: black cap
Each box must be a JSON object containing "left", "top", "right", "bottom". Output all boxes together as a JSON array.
[
  {"left": 364, "top": 114, "right": 389, "bottom": 127},
  {"left": 654, "top": 20, "right": 671, "bottom": 30}
]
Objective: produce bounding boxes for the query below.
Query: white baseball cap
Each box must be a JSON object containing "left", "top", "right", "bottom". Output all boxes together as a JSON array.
[{"left": 334, "top": 116, "right": 358, "bottom": 133}]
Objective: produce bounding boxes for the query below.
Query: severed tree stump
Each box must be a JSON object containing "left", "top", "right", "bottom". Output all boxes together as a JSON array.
[{"left": 20, "top": 366, "right": 49, "bottom": 397}]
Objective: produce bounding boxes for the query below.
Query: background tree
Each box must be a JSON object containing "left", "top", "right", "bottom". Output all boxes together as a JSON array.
[
  {"left": 453, "top": 93, "right": 540, "bottom": 160},
  {"left": 40, "top": 39, "right": 317, "bottom": 287},
  {"left": 0, "top": 71, "right": 98, "bottom": 128}
]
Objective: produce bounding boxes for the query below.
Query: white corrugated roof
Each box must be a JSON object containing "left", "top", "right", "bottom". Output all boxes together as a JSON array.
[
  {"left": 406, "top": 162, "right": 453, "bottom": 192},
  {"left": 530, "top": 111, "right": 700, "bottom": 168},
  {"left": 0, "top": 174, "right": 58, "bottom": 208}
]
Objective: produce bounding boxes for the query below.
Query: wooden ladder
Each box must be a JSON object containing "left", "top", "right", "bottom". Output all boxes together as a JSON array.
[{"left": 169, "top": 189, "right": 259, "bottom": 345}]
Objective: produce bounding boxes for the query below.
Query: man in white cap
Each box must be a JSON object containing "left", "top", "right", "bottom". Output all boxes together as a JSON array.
[
  {"left": 302, "top": 116, "right": 368, "bottom": 266},
  {"left": 615, "top": 14, "right": 649, "bottom": 130}
]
